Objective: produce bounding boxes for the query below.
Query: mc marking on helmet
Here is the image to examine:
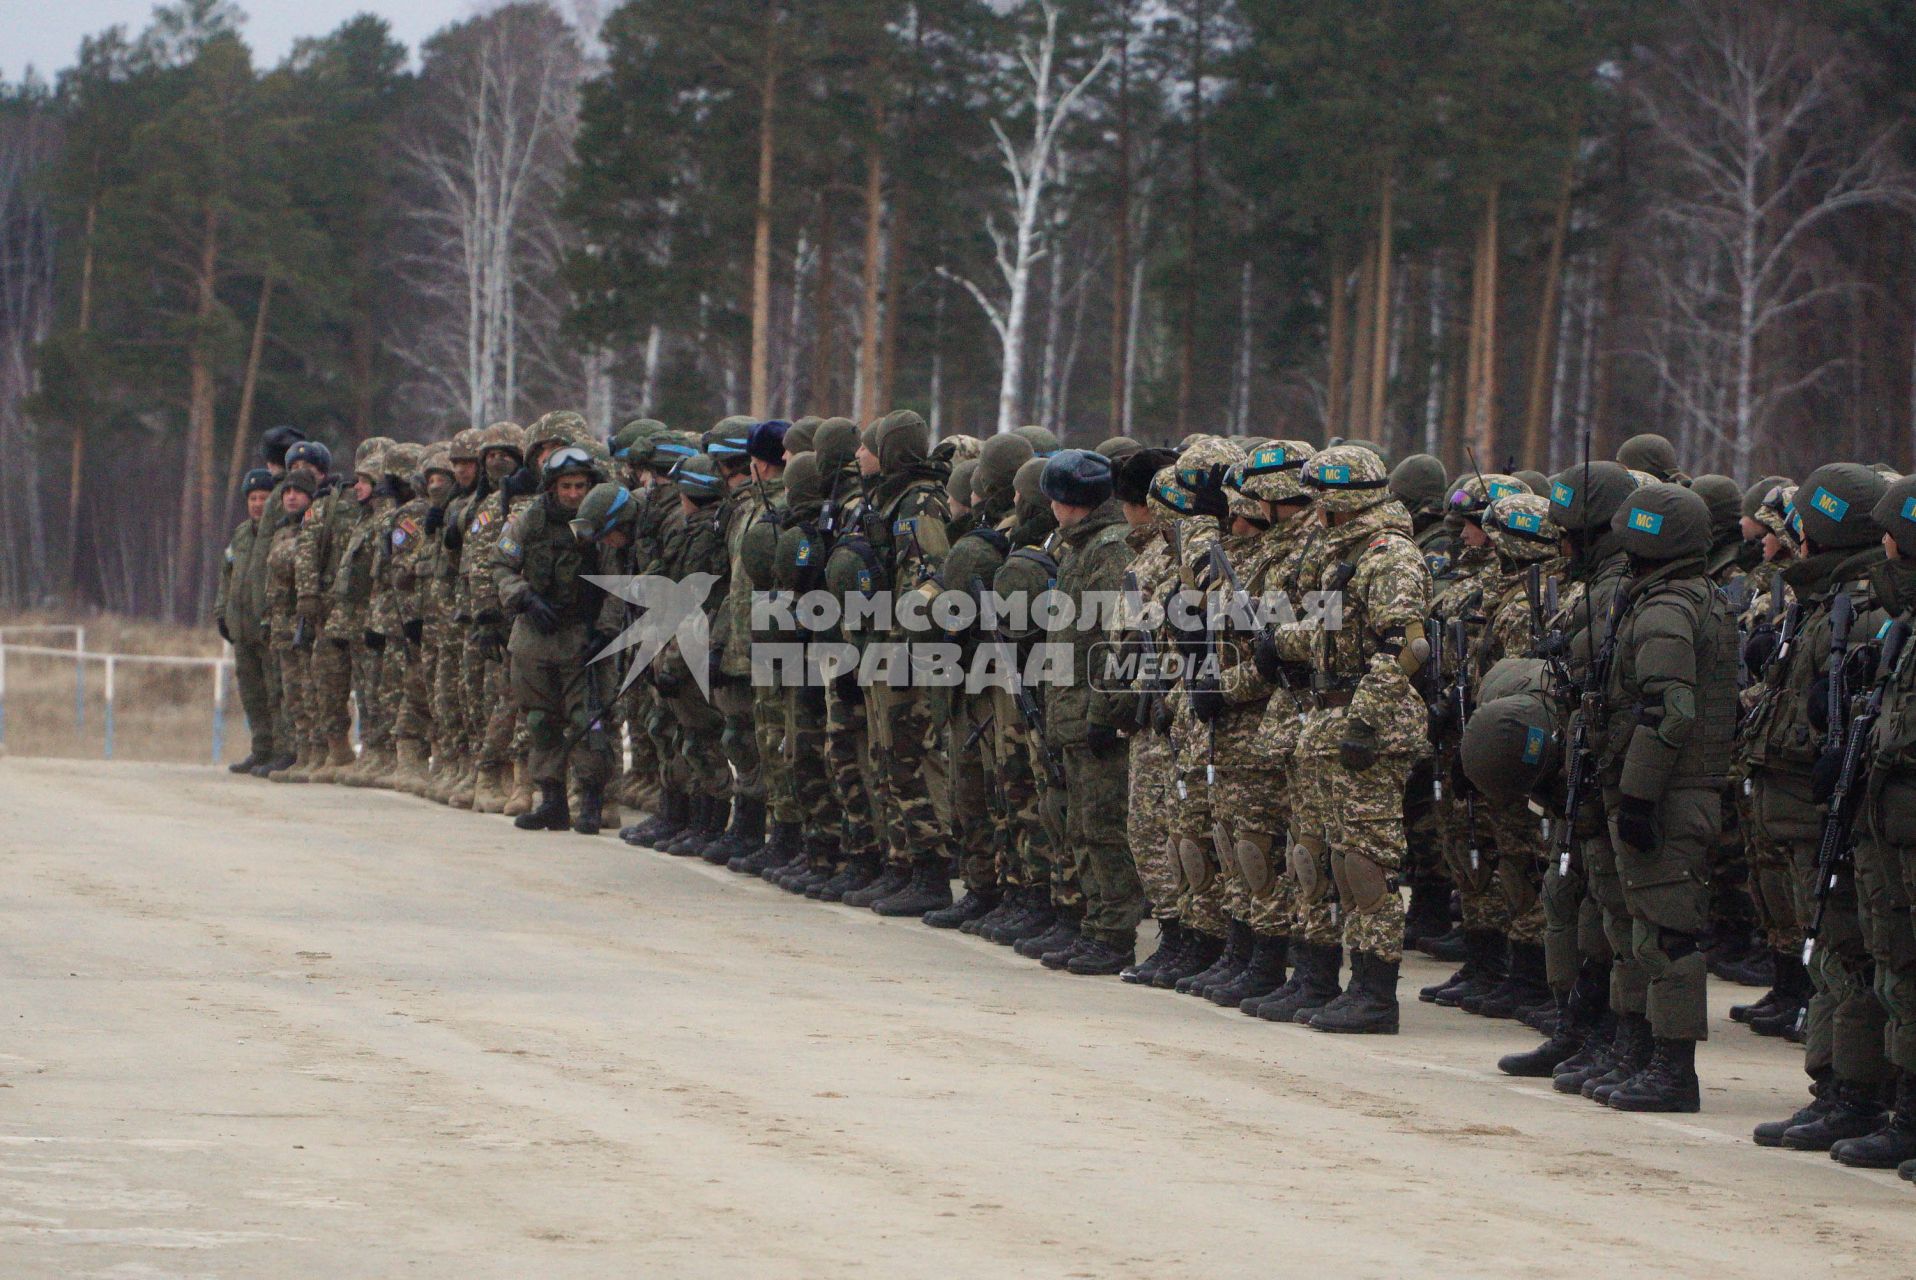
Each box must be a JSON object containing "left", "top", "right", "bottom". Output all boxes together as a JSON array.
[
  {"left": 1627, "top": 508, "right": 1664, "bottom": 535},
  {"left": 1248, "top": 445, "right": 1287, "bottom": 470},
  {"left": 1321, "top": 464, "right": 1352, "bottom": 484},
  {"left": 1811, "top": 487, "right": 1850, "bottom": 521},
  {"left": 796, "top": 536, "right": 814, "bottom": 566},
  {"left": 1550, "top": 481, "right": 1574, "bottom": 508},
  {"left": 1155, "top": 481, "right": 1196, "bottom": 512},
  {"left": 1903, "top": 497, "right": 1916, "bottom": 522},
  {"left": 1508, "top": 509, "right": 1544, "bottom": 535},
  {"left": 1522, "top": 725, "right": 1547, "bottom": 766},
  {"left": 1488, "top": 481, "right": 1521, "bottom": 501}
]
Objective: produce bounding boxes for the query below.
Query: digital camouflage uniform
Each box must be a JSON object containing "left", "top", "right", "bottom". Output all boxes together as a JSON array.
[{"left": 296, "top": 466, "right": 363, "bottom": 777}]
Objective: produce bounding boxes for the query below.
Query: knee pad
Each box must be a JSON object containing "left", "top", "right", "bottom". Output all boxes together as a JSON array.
[
  {"left": 525, "top": 708, "right": 560, "bottom": 748},
  {"left": 1333, "top": 850, "right": 1395, "bottom": 914},
  {"left": 1288, "top": 835, "right": 1329, "bottom": 903},
  {"left": 1233, "top": 829, "right": 1275, "bottom": 896},
  {"left": 1177, "top": 838, "right": 1215, "bottom": 895}
]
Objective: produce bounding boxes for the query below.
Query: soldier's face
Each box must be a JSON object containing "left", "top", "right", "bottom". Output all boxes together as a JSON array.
[
  {"left": 603, "top": 528, "right": 632, "bottom": 550},
  {"left": 1740, "top": 516, "right": 1765, "bottom": 541},
  {"left": 554, "top": 475, "right": 591, "bottom": 510},
  {"left": 1230, "top": 514, "right": 1262, "bottom": 537},
  {"left": 1885, "top": 531, "right": 1902, "bottom": 562},
  {"left": 1122, "top": 500, "right": 1152, "bottom": 527},
  {"left": 856, "top": 444, "right": 880, "bottom": 476},
  {"left": 1763, "top": 532, "right": 1788, "bottom": 562},
  {"left": 246, "top": 491, "right": 269, "bottom": 521},
  {"left": 484, "top": 451, "right": 517, "bottom": 482},
  {"left": 427, "top": 473, "right": 454, "bottom": 502},
  {"left": 354, "top": 476, "right": 374, "bottom": 502},
  {"left": 1462, "top": 521, "right": 1490, "bottom": 548},
  {"left": 453, "top": 460, "right": 478, "bottom": 488},
  {"left": 283, "top": 489, "right": 311, "bottom": 518}
]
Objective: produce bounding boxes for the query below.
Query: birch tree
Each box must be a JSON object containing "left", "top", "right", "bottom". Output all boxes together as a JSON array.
[{"left": 940, "top": 0, "right": 1111, "bottom": 434}]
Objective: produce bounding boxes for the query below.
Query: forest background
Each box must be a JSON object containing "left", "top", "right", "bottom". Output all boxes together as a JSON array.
[{"left": 2, "top": 0, "right": 1913, "bottom": 619}]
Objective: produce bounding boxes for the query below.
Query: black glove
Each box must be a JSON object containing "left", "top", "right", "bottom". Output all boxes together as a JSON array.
[
  {"left": 1426, "top": 697, "right": 1456, "bottom": 740},
  {"left": 216, "top": 618, "right": 231, "bottom": 644},
  {"left": 520, "top": 593, "right": 561, "bottom": 635},
  {"left": 363, "top": 628, "right": 387, "bottom": 653},
  {"left": 1339, "top": 718, "right": 1380, "bottom": 773},
  {"left": 1187, "top": 462, "right": 1230, "bottom": 519},
  {"left": 1190, "top": 678, "right": 1226, "bottom": 724},
  {"left": 1151, "top": 696, "right": 1175, "bottom": 735},
  {"left": 1811, "top": 746, "right": 1846, "bottom": 805},
  {"left": 1614, "top": 794, "right": 1657, "bottom": 852},
  {"left": 584, "top": 629, "right": 615, "bottom": 660},
  {"left": 1086, "top": 721, "right": 1124, "bottom": 756},
  {"left": 475, "top": 608, "right": 503, "bottom": 628},
  {"left": 1252, "top": 627, "right": 1289, "bottom": 685},
  {"left": 475, "top": 627, "right": 506, "bottom": 662},
  {"left": 444, "top": 519, "right": 464, "bottom": 553},
  {"left": 651, "top": 665, "right": 683, "bottom": 695},
  {"left": 1742, "top": 627, "right": 1778, "bottom": 677},
  {"left": 424, "top": 505, "right": 445, "bottom": 534},
  {"left": 402, "top": 618, "right": 424, "bottom": 646}
]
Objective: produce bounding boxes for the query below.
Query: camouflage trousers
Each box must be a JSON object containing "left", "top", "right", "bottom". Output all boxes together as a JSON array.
[
  {"left": 825, "top": 683, "right": 882, "bottom": 858},
  {"left": 754, "top": 682, "right": 799, "bottom": 824},
  {"left": 1290, "top": 709, "right": 1414, "bottom": 964},
  {"left": 430, "top": 622, "right": 471, "bottom": 763},
  {"left": 949, "top": 691, "right": 1000, "bottom": 894},
  {"left": 1065, "top": 741, "right": 1144, "bottom": 948},
  {"left": 667, "top": 684, "right": 730, "bottom": 801},
  {"left": 477, "top": 652, "right": 517, "bottom": 769},
  {"left": 272, "top": 641, "right": 313, "bottom": 757},
  {"left": 387, "top": 638, "right": 428, "bottom": 748},
  {"left": 783, "top": 685, "right": 836, "bottom": 841},
  {"left": 1127, "top": 730, "right": 1180, "bottom": 918},
  {"left": 867, "top": 684, "right": 947, "bottom": 869},
  {"left": 233, "top": 639, "right": 277, "bottom": 759},
  {"left": 620, "top": 683, "right": 663, "bottom": 800},
  {"left": 714, "top": 680, "right": 763, "bottom": 802},
  {"left": 352, "top": 644, "right": 384, "bottom": 751},
  {"left": 642, "top": 682, "right": 685, "bottom": 792},
  {"left": 309, "top": 630, "right": 354, "bottom": 745},
  {"left": 1484, "top": 804, "right": 1548, "bottom": 947},
  {"left": 989, "top": 686, "right": 1049, "bottom": 891},
  {"left": 510, "top": 636, "right": 614, "bottom": 788}
]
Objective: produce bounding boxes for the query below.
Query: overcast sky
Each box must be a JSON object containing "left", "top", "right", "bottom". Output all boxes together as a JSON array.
[{"left": 1, "top": 0, "right": 486, "bottom": 83}]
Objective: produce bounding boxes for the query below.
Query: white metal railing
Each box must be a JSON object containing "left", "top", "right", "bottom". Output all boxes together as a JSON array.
[{"left": 0, "top": 628, "right": 233, "bottom": 762}]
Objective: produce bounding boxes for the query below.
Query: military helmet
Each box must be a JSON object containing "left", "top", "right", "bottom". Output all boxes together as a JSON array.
[
  {"left": 241, "top": 466, "right": 276, "bottom": 497},
  {"left": 875, "top": 409, "right": 932, "bottom": 472},
  {"left": 1234, "top": 439, "right": 1316, "bottom": 505},
  {"left": 672, "top": 452, "right": 724, "bottom": 503},
  {"left": 1329, "top": 437, "right": 1391, "bottom": 466},
  {"left": 934, "top": 433, "right": 984, "bottom": 466},
  {"left": 1743, "top": 475, "right": 1792, "bottom": 522},
  {"left": 1012, "top": 424, "right": 1060, "bottom": 456},
  {"left": 741, "top": 511, "right": 782, "bottom": 588},
  {"left": 1612, "top": 481, "right": 1712, "bottom": 562},
  {"left": 1514, "top": 469, "right": 1550, "bottom": 496},
  {"left": 1097, "top": 435, "right": 1143, "bottom": 461},
  {"left": 643, "top": 430, "right": 702, "bottom": 474},
  {"left": 541, "top": 443, "right": 603, "bottom": 488},
  {"left": 977, "top": 433, "right": 1034, "bottom": 510},
  {"left": 1872, "top": 462, "right": 1905, "bottom": 482},
  {"left": 948, "top": 459, "right": 979, "bottom": 509},
  {"left": 1482, "top": 493, "right": 1562, "bottom": 564},
  {"left": 1872, "top": 474, "right": 1916, "bottom": 559},
  {"left": 1304, "top": 443, "right": 1394, "bottom": 514},
  {"left": 1389, "top": 454, "right": 1448, "bottom": 515},
  {"left": 1479, "top": 656, "right": 1553, "bottom": 704},
  {"left": 1688, "top": 474, "right": 1743, "bottom": 544},
  {"left": 1753, "top": 483, "right": 1799, "bottom": 550},
  {"left": 354, "top": 436, "right": 393, "bottom": 478},
  {"left": 784, "top": 452, "right": 825, "bottom": 507},
  {"left": 1173, "top": 435, "right": 1246, "bottom": 502},
  {"left": 784, "top": 416, "right": 822, "bottom": 455},
  {"left": 1793, "top": 463, "right": 1887, "bottom": 551},
  {"left": 448, "top": 427, "right": 485, "bottom": 464},
  {"left": 479, "top": 420, "right": 526, "bottom": 460},
  {"left": 703, "top": 415, "right": 756, "bottom": 463},
  {"left": 421, "top": 443, "right": 454, "bottom": 478},
  {"left": 568, "top": 482, "right": 636, "bottom": 542},
  {"left": 814, "top": 418, "right": 861, "bottom": 473},
  {"left": 1462, "top": 691, "right": 1561, "bottom": 806},
  {"left": 1447, "top": 472, "right": 1529, "bottom": 522},
  {"left": 383, "top": 441, "right": 424, "bottom": 481},
  {"left": 611, "top": 418, "right": 665, "bottom": 461},
  {"left": 525, "top": 410, "right": 591, "bottom": 464},
  {"left": 1615, "top": 432, "right": 1680, "bottom": 482},
  {"left": 1547, "top": 461, "right": 1640, "bottom": 534},
  {"left": 1014, "top": 456, "right": 1049, "bottom": 507},
  {"left": 286, "top": 440, "right": 332, "bottom": 474}
]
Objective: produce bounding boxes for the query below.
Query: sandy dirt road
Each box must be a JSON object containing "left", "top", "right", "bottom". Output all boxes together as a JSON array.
[{"left": 1, "top": 757, "right": 1911, "bottom": 1278}]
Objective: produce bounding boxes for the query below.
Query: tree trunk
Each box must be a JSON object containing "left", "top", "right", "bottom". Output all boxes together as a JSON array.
[
  {"left": 858, "top": 129, "right": 885, "bottom": 421},
  {"left": 1347, "top": 241, "right": 1377, "bottom": 440},
  {"left": 1231, "top": 259, "right": 1253, "bottom": 433},
  {"left": 880, "top": 193, "right": 904, "bottom": 411},
  {"left": 1368, "top": 165, "right": 1394, "bottom": 438},
  {"left": 1108, "top": 15, "right": 1131, "bottom": 434},
  {"left": 1467, "top": 186, "right": 1500, "bottom": 463},
  {"left": 1423, "top": 256, "right": 1446, "bottom": 456},
  {"left": 1324, "top": 242, "right": 1350, "bottom": 437},
  {"left": 178, "top": 205, "right": 221, "bottom": 622},
  {"left": 749, "top": 25, "right": 779, "bottom": 418},
  {"left": 1176, "top": 0, "right": 1205, "bottom": 437},
  {"left": 1523, "top": 153, "right": 1575, "bottom": 469},
  {"left": 67, "top": 191, "right": 98, "bottom": 598},
  {"left": 811, "top": 194, "right": 836, "bottom": 416},
  {"left": 221, "top": 272, "right": 275, "bottom": 531}
]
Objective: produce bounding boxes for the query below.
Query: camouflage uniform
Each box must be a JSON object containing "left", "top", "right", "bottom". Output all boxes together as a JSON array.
[{"left": 296, "top": 468, "right": 363, "bottom": 774}]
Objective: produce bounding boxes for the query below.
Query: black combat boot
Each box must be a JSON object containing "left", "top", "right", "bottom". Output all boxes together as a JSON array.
[
  {"left": 1418, "top": 922, "right": 1468, "bottom": 962},
  {"left": 1553, "top": 1011, "right": 1619, "bottom": 1094},
  {"left": 842, "top": 861, "right": 910, "bottom": 908},
  {"left": 872, "top": 858, "right": 954, "bottom": 917},
  {"left": 1208, "top": 932, "right": 1289, "bottom": 1007},
  {"left": 1259, "top": 942, "right": 1341, "bottom": 1023},
  {"left": 1016, "top": 907, "right": 1080, "bottom": 959},
  {"left": 1180, "top": 919, "right": 1253, "bottom": 996},
  {"left": 1402, "top": 878, "right": 1452, "bottom": 954},
  {"left": 1731, "top": 950, "right": 1794, "bottom": 1022},
  {"left": 924, "top": 887, "right": 1000, "bottom": 929},
  {"left": 253, "top": 753, "right": 295, "bottom": 778},
  {"left": 1242, "top": 940, "right": 1304, "bottom": 1017},
  {"left": 622, "top": 789, "right": 686, "bottom": 847},
  {"left": 815, "top": 852, "right": 881, "bottom": 902},
  {"left": 1067, "top": 936, "right": 1134, "bottom": 976},
  {"left": 767, "top": 836, "right": 814, "bottom": 887},
  {"left": 1747, "top": 952, "right": 1811, "bottom": 1036},
  {"left": 1420, "top": 929, "right": 1504, "bottom": 1005},
  {"left": 1123, "top": 920, "right": 1186, "bottom": 985},
  {"left": 661, "top": 796, "right": 717, "bottom": 855},
  {"left": 1040, "top": 923, "right": 1090, "bottom": 970},
  {"left": 1607, "top": 1038, "right": 1701, "bottom": 1113},
  {"left": 1583, "top": 1013, "right": 1653, "bottom": 1103},
  {"left": 728, "top": 810, "right": 783, "bottom": 873},
  {"left": 514, "top": 781, "right": 571, "bottom": 832},
  {"left": 997, "top": 895, "right": 1060, "bottom": 947},
  {"left": 1468, "top": 941, "right": 1550, "bottom": 1019},
  {"left": 572, "top": 785, "right": 605, "bottom": 836},
  {"left": 1152, "top": 927, "right": 1224, "bottom": 990},
  {"left": 1754, "top": 1069, "right": 1835, "bottom": 1146},
  {"left": 1499, "top": 991, "right": 1586, "bottom": 1078},
  {"left": 229, "top": 752, "right": 262, "bottom": 774},
  {"left": 787, "top": 844, "right": 839, "bottom": 896},
  {"left": 1780, "top": 1078, "right": 1888, "bottom": 1151},
  {"left": 962, "top": 889, "right": 1017, "bottom": 937},
  {"left": 1831, "top": 1074, "right": 1916, "bottom": 1168},
  {"left": 1307, "top": 951, "right": 1400, "bottom": 1034},
  {"left": 704, "top": 795, "right": 764, "bottom": 865}
]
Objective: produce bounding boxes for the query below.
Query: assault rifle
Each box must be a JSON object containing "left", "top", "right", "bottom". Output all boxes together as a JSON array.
[
  {"left": 1555, "top": 585, "right": 1631, "bottom": 877},
  {"left": 1122, "top": 569, "right": 1165, "bottom": 732},
  {"left": 973, "top": 574, "right": 1065, "bottom": 790},
  {"left": 1805, "top": 613, "right": 1908, "bottom": 964}
]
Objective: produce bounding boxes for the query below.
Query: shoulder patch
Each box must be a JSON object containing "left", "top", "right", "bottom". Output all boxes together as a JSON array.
[{"left": 497, "top": 535, "right": 521, "bottom": 560}]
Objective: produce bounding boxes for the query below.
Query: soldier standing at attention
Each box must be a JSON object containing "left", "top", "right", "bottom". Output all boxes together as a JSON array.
[{"left": 218, "top": 467, "right": 280, "bottom": 774}]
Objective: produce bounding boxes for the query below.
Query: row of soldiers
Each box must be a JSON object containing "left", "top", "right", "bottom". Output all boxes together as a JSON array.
[{"left": 213, "top": 413, "right": 1916, "bottom": 1178}]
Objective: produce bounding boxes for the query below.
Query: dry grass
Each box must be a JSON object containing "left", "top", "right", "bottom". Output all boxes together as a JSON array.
[{"left": 0, "top": 610, "right": 241, "bottom": 765}]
